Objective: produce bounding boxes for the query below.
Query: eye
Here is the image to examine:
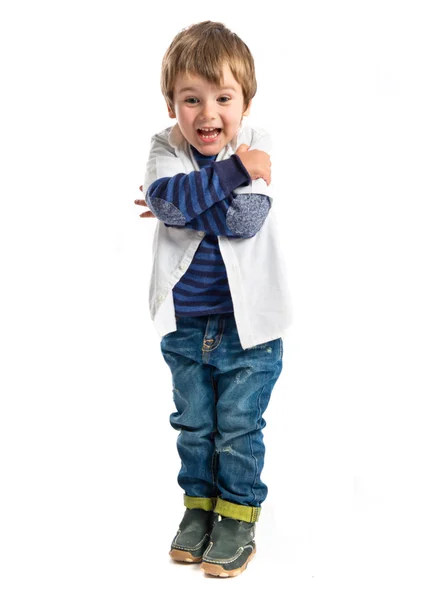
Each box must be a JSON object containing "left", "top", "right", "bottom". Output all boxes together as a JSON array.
[
  {"left": 218, "top": 96, "right": 231, "bottom": 103},
  {"left": 184, "top": 97, "right": 199, "bottom": 104}
]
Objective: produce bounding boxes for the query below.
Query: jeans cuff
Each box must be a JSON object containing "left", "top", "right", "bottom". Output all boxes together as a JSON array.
[
  {"left": 183, "top": 495, "right": 217, "bottom": 511},
  {"left": 214, "top": 498, "right": 261, "bottom": 523}
]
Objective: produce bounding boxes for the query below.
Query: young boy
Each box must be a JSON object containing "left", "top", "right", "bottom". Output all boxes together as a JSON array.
[{"left": 135, "top": 21, "right": 291, "bottom": 577}]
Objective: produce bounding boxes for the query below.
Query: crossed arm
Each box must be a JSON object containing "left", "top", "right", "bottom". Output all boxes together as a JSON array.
[{"left": 136, "top": 148, "right": 272, "bottom": 238}]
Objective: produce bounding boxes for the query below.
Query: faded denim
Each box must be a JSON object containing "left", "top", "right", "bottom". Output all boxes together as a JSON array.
[{"left": 160, "top": 312, "right": 283, "bottom": 507}]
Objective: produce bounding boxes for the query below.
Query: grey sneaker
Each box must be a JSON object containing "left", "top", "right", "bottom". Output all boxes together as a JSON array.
[
  {"left": 170, "top": 508, "right": 216, "bottom": 563},
  {"left": 201, "top": 516, "right": 256, "bottom": 577}
]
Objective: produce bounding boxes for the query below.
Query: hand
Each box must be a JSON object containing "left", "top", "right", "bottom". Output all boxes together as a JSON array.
[
  {"left": 134, "top": 185, "right": 155, "bottom": 218},
  {"left": 235, "top": 144, "right": 271, "bottom": 186}
]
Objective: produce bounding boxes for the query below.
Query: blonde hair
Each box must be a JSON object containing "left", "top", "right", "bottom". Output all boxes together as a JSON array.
[{"left": 161, "top": 21, "right": 257, "bottom": 111}]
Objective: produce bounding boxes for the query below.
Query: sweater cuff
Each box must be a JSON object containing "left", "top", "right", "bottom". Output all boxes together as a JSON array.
[{"left": 212, "top": 154, "right": 251, "bottom": 191}]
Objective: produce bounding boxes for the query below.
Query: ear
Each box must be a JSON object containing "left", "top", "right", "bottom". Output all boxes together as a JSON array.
[
  {"left": 242, "top": 99, "right": 252, "bottom": 117},
  {"left": 167, "top": 102, "right": 176, "bottom": 119}
]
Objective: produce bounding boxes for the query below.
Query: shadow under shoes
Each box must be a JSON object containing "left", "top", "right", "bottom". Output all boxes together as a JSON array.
[
  {"left": 170, "top": 508, "right": 217, "bottom": 563},
  {"left": 201, "top": 517, "right": 256, "bottom": 578}
]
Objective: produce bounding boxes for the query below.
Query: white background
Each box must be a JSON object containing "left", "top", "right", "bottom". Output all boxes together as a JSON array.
[{"left": 1, "top": 1, "right": 427, "bottom": 598}]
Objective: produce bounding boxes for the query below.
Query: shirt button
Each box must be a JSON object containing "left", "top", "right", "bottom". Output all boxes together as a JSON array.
[
  {"left": 198, "top": 231, "right": 205, "bottom": 238},
  {"left": 179, "top": 263, "right": 187, "bottom": 271}
]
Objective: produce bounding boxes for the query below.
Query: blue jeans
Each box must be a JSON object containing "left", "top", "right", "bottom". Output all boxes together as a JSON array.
[{"left": 160, "top": 312, "right": 283, "bottom": 508}]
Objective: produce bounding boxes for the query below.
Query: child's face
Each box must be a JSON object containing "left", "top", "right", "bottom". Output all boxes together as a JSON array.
[{"left": 168, "top": 63, "right": 251, "bottom": 156}]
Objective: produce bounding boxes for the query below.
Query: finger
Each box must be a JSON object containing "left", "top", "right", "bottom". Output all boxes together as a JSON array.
[
  {"left": 140, "top": 211, "right": 155, "bottom": 218},
  {"left": 139, "top": 185, "right": 143, "bottom": 192},
  {"left": 236, "top": 143, "right": 249, "bottom": 153},
  {"left": 134, "top": 199, "right": 147, "bottom": 206}
]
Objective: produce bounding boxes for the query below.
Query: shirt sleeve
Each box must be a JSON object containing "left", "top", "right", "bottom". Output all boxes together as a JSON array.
[
  {"left": 168, "top": 193, "right": 271, "bottom": 238},
  {"left": 145, "top": 155, "right": 251, "bottom": 225}
]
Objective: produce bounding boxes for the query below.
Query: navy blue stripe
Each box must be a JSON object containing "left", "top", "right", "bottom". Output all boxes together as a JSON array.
[
  {"left": 178, "top": 281, "right": 230, "bottom": 293},
  {"left": 210, "top": 203, "right": 227, "bottom": 234},
  {"left": 174, "top": 289, "right": 232, "bottom": 300},
  {"left": 174, "top": 298, "right": 233, "bottom": 308},
  {"left": 196, "top": 169, "right": 209, "bottom": 213}
]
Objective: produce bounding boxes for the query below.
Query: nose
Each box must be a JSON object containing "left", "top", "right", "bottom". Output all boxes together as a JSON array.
[{"left": 200, "top": 100, "right": 216, "bottom": 121}]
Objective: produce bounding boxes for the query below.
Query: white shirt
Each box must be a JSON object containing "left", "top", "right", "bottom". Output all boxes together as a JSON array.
[{"left": 143, "top": 123, "right": 292, "bottom": 349}]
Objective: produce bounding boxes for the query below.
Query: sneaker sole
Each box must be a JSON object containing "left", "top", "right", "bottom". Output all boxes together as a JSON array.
[
  {"left": 200, "top": 545, "right": 256, "bottom": 577},
  {"left": 169, "top": 549, "right": 203, "bottom": 563}
]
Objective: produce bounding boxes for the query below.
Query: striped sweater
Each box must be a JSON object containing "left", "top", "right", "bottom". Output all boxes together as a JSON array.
[{"left": 146, "top": 146, "right": 271, "bottom": 317}]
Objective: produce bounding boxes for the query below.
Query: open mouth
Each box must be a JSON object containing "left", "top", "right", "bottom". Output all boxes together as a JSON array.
[{"left": 197, "top": 127, "right": 222, "bottom": 141}]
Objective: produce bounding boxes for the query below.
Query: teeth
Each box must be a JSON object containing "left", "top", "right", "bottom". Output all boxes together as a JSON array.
[{"left": 198, "top": 127, "right": 220, "bottom": 139}]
